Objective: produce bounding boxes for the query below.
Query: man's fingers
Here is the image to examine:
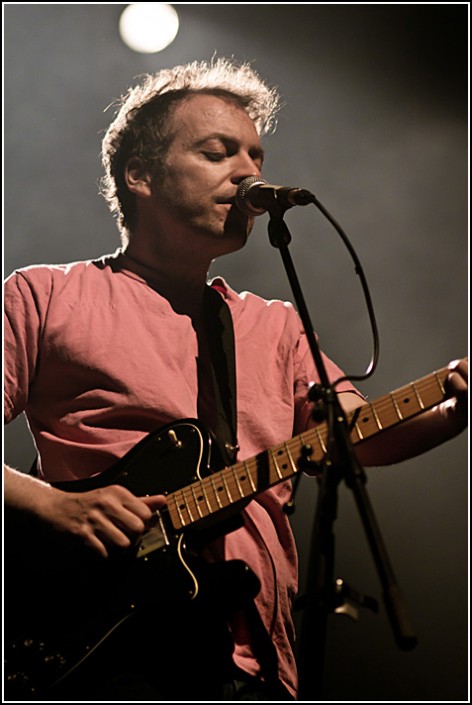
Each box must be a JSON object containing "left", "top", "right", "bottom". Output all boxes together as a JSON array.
[
  {"left": 447, "top": 358, "right": 468, "bottom": 396},
  {"left": 58, "top": 485, "right": 165, "bottom": 556},
  {"left": 140, "top": 494, "right": 168, "bottom": 511}
]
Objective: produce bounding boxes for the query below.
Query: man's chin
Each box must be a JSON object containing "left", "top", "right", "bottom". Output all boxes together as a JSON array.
[
  {"left": 223, "top": 220, "right": 253, "bottom": 251},
  {"left": 224, "top": 209, "right": 254, "bottom": 239}
]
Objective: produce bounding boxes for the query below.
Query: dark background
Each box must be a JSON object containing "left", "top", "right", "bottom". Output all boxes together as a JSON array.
[{"left": 4, "top": 4, "right": 469, "bottom": 701}]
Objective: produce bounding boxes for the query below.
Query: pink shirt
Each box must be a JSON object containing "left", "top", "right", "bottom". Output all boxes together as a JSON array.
[{"left": 4, "top": 251, "right": 360, "bottom": 698}]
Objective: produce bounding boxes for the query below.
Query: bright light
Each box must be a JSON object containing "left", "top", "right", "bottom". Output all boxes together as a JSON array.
[{"left": 119, "top": 4, "right": 179, "bottom": 54}]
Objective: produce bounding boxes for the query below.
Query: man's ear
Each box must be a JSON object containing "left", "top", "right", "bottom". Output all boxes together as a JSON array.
[{"left": 125, "top": 157, "right": 153, "bottom": 198}]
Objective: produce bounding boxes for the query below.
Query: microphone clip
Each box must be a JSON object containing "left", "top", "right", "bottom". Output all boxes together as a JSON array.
[{"left": 268, "top": 215, "right": 292, "bottom": 247}]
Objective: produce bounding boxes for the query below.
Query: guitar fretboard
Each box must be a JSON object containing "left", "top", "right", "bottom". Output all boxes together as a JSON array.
[{"left": 166, "top": 367, "right": 449, "bottom": 531}]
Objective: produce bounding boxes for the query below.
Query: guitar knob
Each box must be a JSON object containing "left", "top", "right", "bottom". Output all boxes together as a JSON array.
[{"left": 167, "top": 429, "right": 183, "bottom": 449}]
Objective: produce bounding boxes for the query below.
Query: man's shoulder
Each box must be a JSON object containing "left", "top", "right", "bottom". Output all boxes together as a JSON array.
[{"left": 5, "top": 251, "right": 119, "bottom": 289}]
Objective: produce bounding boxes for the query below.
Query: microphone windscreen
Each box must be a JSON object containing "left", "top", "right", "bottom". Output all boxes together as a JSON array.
[{"left": 235, "top": 176, "right": 268, "bottom": 216}]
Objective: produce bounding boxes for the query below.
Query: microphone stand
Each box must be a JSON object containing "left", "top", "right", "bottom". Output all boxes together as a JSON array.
[{"left": 265, "top": 207, "right": 417, "bottom": 701}]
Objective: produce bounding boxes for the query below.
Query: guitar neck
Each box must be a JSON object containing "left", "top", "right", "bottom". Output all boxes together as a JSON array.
[{"left": 166, "top": 367, "right": 449, "bottom": 532}]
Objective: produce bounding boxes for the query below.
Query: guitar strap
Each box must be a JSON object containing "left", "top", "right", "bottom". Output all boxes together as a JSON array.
[
  {"left": 203, "top": 285, "right": 281, "bottom": 685},
  {"left": 200, "top": 284, "right": 239, "bottom": 467}
]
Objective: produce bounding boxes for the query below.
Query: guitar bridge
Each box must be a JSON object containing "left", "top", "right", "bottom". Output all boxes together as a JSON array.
[{"left": 136, "top": 510, "right": 169, "bottom": 559}]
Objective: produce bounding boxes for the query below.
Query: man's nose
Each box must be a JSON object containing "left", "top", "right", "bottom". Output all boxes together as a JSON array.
[{"left": 231, "top": 152, "right": 262, "bottom": 183}]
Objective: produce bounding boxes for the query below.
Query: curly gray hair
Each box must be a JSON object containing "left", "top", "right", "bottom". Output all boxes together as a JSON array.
[{"left": 100, "top": 57, "right": 281, "bottom": 242}]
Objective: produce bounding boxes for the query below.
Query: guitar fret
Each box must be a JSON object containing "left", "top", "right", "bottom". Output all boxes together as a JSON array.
[
  {"left": 231, "top": 465, "right": 245, "bottom": 498},
  {"left": 370, "top": 402, "right": 383, "bottom": 430},
  {"left": 390, "top": 392, "right": 404, "bottom": 420},
  {"left": 166, "top": 495, "right": 182, "bottom": 529},
  {"left": 315, "top": 425, "right": 328, "bottom": 453},
  {"left": 183, "top": 494, "right": 196, "bottom": 524},
  {"left": 417, "top": 374, "right": 446, "bottom": 407},
  {"left": 208, "top": 475, "right": 223, "bottom": 509},
  {"left": 201, "top": 485, "right": 213, "bottom": 513},
  {"left": 353, "top": 420, "right": 363, "bottom": 441},
  {"left": 412, "top": 382, "right": 425, "bottom": 410},
  {"left": 221, "top": 471, "right": 233, "bottom": 504},
  {"left": 172, "top": 491, "right": 189, "bottom": 527},
  {"left": 190, "top": 485, "right": 204, "bottom": 519},
  {"left": 285, "top": 442, "right": 298, "bottom": 475},
  {"left": 355, "top": 409, "right": 373, "bottom": 437},
  {"left": 245, "top": 460, "right": 257, "bottom": 492},
  {"left": 434, "top": 371, "right": 446, "bottom": 395},
  {"left": 270, "top": 449, "right": 284, "bottom": 480},
  {"left": 352, "top": 401, "right": 392, "bottom": 439}
]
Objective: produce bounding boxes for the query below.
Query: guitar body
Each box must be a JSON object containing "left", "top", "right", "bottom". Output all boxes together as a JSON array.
[{"left": 4, "top": 419, "right": 258, "bottom": 700}]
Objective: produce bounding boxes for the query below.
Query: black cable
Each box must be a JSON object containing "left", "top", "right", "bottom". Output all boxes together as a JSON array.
[{"left": 309, "top": 195, "right": 380, "bottom": 387}]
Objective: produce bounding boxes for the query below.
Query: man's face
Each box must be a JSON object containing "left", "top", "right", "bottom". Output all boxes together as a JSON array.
[{"left": 149, "top": 93, "right": 264, "bottom": 254}]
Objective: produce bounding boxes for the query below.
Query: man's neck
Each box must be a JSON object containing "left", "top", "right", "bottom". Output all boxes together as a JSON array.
[{"left": 122, "top": 240, "right": 211, "bottom": 321}]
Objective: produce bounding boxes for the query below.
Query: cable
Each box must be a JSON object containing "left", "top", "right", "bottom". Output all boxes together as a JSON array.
[{"left": 309, "top": 195, "right": 380, "bottom": 387}]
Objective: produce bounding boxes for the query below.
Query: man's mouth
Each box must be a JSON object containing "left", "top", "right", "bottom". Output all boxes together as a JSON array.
[{"left": 216, "top": 195, "right": 237, "bottom": 207}]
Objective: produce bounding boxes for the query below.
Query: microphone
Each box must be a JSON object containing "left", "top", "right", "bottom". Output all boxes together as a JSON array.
[{"left": 235, "top": 176, "right": 315, "bottom": 216}]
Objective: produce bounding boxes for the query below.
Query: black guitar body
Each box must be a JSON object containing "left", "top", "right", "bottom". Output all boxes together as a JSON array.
[
  {"left": 5, "top": 419, "right": 259, "bottom": 700},
  {"left": 5, "top": 366, "right": 450, "bottom": 699}
]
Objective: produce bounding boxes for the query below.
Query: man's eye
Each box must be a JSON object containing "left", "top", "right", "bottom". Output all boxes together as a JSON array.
[{"left": 204, "top": 152, "right": 225, "bottom": 162}]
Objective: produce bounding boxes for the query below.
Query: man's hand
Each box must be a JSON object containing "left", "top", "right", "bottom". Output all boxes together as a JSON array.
[
  {"left": 43, "top": 485, "right": 167, "bottom": 558},
  {"left": 442, "top": 357, "right": 468, "bottom": 432},
  {"left": 446, "top": 357, "right": 468, "bottom": 399},
  {"left": 4, "top": 465, "right": 167, "bottom": 560}
]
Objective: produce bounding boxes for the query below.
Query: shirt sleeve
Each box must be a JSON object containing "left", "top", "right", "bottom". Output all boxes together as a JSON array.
[
  {"left": 292, "top": 317, "right": 364, "bottom": 433},
  {"left": 4, "top": 271, "right": 45, "bottom": 423}
]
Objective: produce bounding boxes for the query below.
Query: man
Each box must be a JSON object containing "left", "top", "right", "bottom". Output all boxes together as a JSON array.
[{"left": 4, "top": 58, "right": 468, "bottom": 701}]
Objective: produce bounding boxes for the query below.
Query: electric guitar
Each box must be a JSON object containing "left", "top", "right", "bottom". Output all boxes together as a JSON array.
[{"left": 4, "top": 366, "right": 452, "bottom": 699}]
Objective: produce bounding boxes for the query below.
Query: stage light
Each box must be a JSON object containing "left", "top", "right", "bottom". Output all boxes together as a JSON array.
[{"left": 119, "top": 3, "right": 179, "bottom": 54}]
